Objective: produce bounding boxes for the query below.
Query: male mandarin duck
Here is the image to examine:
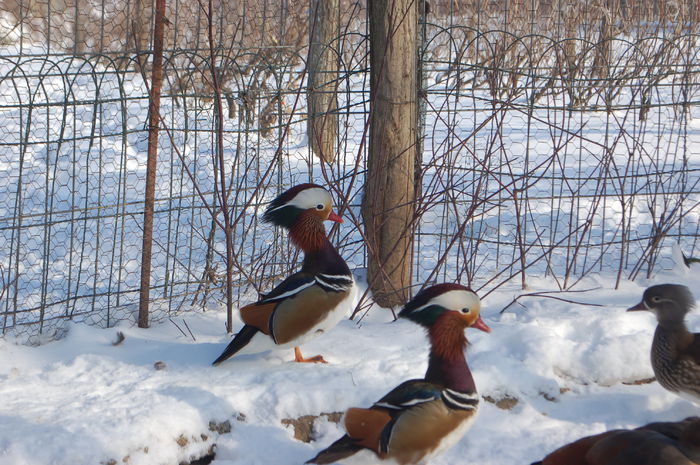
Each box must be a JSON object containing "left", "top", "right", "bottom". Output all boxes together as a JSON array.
[
  {"left": 532, "top": 416, "right": 700, "bottom": 465},
  {"left": 306, "top": 283, "right": 491, "bottom": 465},
  {"left": 212, "top": 183, "right": 355, "bottom": 365},
  {"left": 628, "top": 284, "right": 700, "bottom": 402}
]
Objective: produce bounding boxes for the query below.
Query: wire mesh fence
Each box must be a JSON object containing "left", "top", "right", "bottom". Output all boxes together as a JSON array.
[{"left": 1, "top": 0, "right": 699, "bottom": 340}]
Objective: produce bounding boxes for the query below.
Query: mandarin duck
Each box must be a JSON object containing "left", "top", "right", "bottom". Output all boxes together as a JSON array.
[
  {"left": 306, "top": 283, "right": 491, "bottom": 465},
  {"left": 628, "top": 284, "right": 700, "bottom": 402},
  {"left": 532, "top": 416, "right": 700, "bottom": 465},
  {"left": 212, "top": 183, "right": 355, "bottom": 365}
]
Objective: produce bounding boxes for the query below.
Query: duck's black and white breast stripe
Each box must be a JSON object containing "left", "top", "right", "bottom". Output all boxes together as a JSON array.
[
  {"left": 314, "top": 273, "right": 354, "bottom": 293},
  {"left": 441, "top": 389, "right": 479, "bottom": 411},
  {"left": 373, "top": 387, "right": 479, "bottom": 412}
]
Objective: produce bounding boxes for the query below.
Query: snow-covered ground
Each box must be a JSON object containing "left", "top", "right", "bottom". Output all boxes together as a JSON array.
[{"left": 1, "top": 262, "right": 698, "bottom": 465}]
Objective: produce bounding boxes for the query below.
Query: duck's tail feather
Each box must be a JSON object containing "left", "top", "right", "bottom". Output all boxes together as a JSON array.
[
  {"left": 306, "top": 435, "right": 362, "bottom": 464},
  {"left": 212, "top": 325, "right": 258, "bottom": 366}
]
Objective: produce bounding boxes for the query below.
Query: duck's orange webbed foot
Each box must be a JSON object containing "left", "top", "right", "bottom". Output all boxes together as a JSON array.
[{"left": 294, "top": 346, "right": 328, "bottom": 363}]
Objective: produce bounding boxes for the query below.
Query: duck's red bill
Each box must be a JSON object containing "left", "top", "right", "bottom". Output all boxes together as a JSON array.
[
  {"left": 472, "top": 316, "right": 491, "bottom": 333},
  {"left": 328, "top": 211, "right": 343, "bottom": 223}
]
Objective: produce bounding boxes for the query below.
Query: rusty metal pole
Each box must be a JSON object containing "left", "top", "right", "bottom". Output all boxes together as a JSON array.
[{"left": 137, "top": 0, "right": 166, "bottom": 328}]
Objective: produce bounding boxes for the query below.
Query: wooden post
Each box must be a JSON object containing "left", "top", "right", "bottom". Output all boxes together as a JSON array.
[
  {"left": 137, "top": 0, "right": 166, "bottom": 328},
  {"left": 307, "top": 0, "right": 339, "bottom": 163},
  {"left": 362, "top": 0, "right": 418, "bottom": 308}
]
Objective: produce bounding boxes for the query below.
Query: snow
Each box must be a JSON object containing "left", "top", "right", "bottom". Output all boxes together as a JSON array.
[
  {"left": 2, "top": 40, "right": 699, "bottom": 334},
  {"left": 1, "top": 30, "right": 699, "bottom": 465},
  {"left": 1, "top": 265, "right": 699, "bottom": 465}
]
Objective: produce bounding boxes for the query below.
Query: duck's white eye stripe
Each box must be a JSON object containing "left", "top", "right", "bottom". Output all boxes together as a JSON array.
[
  {"left": 288, "top": 187, "right": 331, "bottom": 210},
  {"left": 411, "top": 303, "right": 434, "bottom": 314},
  {"left": 410, "top": 290, "right": 480, "bottom": 314},
  {"left": 265, "top": 203, "right": 288, "bottom": 213},
  {"left": 266, "top": 187, "right": 332, "bottom": 212}
]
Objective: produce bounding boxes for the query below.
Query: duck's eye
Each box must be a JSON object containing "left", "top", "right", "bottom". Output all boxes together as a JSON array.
[
  {"left": 461, "top": 307, "right": 470, "bottom": 314},
  {"left": 316, "top": 204, "right": 324, "bottom": 210},
  {"left": 651, "top": 296, "right": 661, "bottom": 303}
]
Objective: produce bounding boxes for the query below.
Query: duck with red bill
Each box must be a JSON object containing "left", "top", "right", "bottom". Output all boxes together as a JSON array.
[{"left": 212, "top": 183, "right": 355, "bottom": 365}]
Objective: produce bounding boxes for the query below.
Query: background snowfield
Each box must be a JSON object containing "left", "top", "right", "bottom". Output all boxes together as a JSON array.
[
  {"left": 1, "top": 27, "right": 700, "bottom": 465},
  {"left": 1, "top": 264, "right": 698, "bottom": 465},
  {"left": 2, "top": 42, "right": 699, "bottom": 334}
]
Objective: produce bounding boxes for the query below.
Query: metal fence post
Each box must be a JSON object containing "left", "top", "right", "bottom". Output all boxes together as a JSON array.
[{"left": 137, "top": 0, "right": 167, "bottom": 328}]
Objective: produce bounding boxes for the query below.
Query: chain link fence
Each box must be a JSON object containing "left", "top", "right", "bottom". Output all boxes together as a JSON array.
[{"left": 1, "top": 0, "right": 699, "bottom": 340}]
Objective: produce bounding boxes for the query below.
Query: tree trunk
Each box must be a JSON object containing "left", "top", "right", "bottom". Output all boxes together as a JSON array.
[
  {"left": 593, "top": 0, "right": 613, "bottom": 80},
  {"left": 307, "top": 0, "right": 339, "bottom": 163},
  {"left": 362, "top": 0, "right": 418, "bottom": 308}
]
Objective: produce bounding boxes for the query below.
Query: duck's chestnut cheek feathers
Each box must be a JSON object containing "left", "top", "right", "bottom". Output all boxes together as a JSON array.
[
  {"left": 456, "top": 306, "right": 489, "bottom": 332},
  {"left": 311, "top": 205, "right": 328, "bottom": 221}
]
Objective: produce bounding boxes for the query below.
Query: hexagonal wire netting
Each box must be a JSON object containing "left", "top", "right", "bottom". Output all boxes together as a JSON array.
[{"left": 1, "top": 0, "right": 699, "bottom": 341}]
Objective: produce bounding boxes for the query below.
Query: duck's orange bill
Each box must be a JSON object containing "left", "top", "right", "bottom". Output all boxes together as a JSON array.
[
  {"left": 472, "top": 316, "right": 492, "bottom": 333},
  {"left": 328, "top": 211, "right": 343, "bottom": 223}
]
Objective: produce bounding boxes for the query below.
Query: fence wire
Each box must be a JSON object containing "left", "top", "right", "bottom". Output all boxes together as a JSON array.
[{"left": 1, "top": 0, "right": 699, "bottom": 340}]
